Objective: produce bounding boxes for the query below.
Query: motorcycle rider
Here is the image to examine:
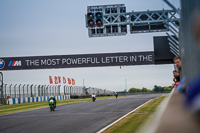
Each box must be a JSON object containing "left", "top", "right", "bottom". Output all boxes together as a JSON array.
[
  {"left": 114, "top": 92, "right": 118, "bottom": 98},
  {"left": 92, "top": 92, "right": 96, "bottom": 101},
  {"left": 92, "top": 92, "right": 96, "bottom": 98},
  {"left": 49, "top": 96, "right": 56, "bottom": 108}
]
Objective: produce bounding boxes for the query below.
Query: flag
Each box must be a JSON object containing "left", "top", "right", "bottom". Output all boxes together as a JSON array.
[
  {"left": 55, "top": 76, "right": 58, "bottom": 84},
  {"left": 68, "top": 78, "right": 71, "bottom": 85},
  {"left": 49, "top": 76, "right": 53, "bottom": 84},
  {"left": 58, "top": 76, "right": 61, "bottom": 83},
  {"left": 63, "top": 77, "right": 66, "bottom": 84},
  {"left": 72, "top": 78, "right": 75, "bottom": 85}
]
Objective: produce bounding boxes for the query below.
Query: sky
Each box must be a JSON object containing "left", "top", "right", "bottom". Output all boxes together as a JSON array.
[{"left": 0, "top": 0, "right": 180, "bottom": 91}]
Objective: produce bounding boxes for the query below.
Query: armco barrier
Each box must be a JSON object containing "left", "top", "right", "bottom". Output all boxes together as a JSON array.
[{"left": 6, "top": 95, "right": 70, "bottom": 105}]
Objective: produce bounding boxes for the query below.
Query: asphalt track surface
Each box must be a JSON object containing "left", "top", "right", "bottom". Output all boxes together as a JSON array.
[{"left": 0, "top": 94, "right": 163, "bottom": 133}]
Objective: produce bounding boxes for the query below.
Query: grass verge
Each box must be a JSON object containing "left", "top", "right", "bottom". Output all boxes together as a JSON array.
[
  {"left": 0, "top": 96, "right": 120, "bottom": 115},
  {"left": 103, "top": 96, "right": 166, "bottom": 133}
]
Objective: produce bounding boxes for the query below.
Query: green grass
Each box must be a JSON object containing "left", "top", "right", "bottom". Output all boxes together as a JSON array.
[
  {"left": 103, "top": 96, "right": 166, "bottom": 133},
  {"left": 0, "top": 96, "right": 120, "bottom": 115}
]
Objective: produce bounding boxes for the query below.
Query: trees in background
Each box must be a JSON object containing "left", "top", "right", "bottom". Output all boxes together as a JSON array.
[
  {"left": 128, "top": 87, "right": 151, "bottom": 93},
  {"left": 128, "top": 85, "right": 172, "bottom": 93},
  {"left": 152, "top": 85, "right": 172, "bottom": 93}
]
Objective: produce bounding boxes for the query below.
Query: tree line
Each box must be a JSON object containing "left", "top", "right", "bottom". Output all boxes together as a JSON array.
[{"left": 128, "top": 85, "right": 172, "bottom": 93}]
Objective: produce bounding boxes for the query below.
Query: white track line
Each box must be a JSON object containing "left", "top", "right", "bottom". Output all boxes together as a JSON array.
[{"left": 96, "top": 99, "right": 153, "bottom": 133}]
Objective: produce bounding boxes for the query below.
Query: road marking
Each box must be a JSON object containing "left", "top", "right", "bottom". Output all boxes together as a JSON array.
[{"left": 96, "top": 99, "right": 153, "bottom": 133}]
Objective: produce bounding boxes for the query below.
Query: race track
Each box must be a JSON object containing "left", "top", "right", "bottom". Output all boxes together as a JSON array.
[{"left": 0, "top": 94, "right": 163, "bottom": 133}]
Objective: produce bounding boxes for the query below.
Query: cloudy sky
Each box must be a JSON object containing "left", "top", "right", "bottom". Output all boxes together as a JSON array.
[{"left": 0, "top": 0, "right": 180, "bottom": 91}]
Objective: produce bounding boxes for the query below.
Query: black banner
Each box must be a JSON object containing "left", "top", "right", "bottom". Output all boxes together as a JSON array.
[
  {"left": 154, "top": 36, "right": 175, "bottom": 64},
  {"left": 0, "top": 51, "right": 155, "bottom": 71}
]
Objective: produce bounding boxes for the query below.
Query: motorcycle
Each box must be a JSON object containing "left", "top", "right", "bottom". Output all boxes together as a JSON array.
[
  {"left": 92, "top": 97, "right": 96, "bottom": 102},
  {"left": 49, "top": 99, "right": 55, "bottom": 111}
]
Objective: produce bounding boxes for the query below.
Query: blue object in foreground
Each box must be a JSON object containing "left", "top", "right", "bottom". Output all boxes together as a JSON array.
[
  {"left": 185, "top": 73, "right": 200, "bottom": 110},
  {"left": 177, "top": 77, "right": 186, "bottom": 93}
]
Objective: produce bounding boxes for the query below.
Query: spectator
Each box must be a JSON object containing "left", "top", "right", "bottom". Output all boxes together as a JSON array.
[
  {"left": 173, "top": 70, "right": 180, "bottom": 82},
  {"left": 173, "top": 70, "right": 176, "bottom": 82},
  {"left": 174, "top": 56, "right": 182, "bottom": 73}
]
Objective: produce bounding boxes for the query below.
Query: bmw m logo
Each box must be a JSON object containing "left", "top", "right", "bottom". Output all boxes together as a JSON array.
[
  {"left": 8, "top": 61, "right": 21, "bottom": 66},
  {"left": 0, "top": 59, "right": 5, "bottom": 69}
]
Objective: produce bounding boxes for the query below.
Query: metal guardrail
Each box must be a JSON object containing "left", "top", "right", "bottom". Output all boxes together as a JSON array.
[{"left": 1, "top": 84, "right": 113, "bottom": 99}]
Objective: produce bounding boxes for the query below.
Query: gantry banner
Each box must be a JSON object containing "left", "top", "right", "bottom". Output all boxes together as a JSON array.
[{"left": 0, "top": 51, "right": 154, "bottom": 70}]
